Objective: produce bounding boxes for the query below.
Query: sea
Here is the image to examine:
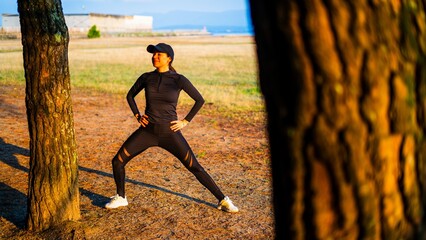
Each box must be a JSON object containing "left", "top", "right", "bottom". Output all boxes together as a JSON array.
[{"left": 154, "top": 25, "right": 254, "bottom": 37}]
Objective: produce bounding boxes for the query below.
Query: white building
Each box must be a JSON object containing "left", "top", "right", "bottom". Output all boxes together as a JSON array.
[{"left": 1, "top": 13, "right": 153, "bottom": 34}]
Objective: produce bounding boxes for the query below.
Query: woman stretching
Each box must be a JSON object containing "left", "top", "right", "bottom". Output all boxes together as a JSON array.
[{"left": 105, "top": 43, "right": 238, "bottom": 213}]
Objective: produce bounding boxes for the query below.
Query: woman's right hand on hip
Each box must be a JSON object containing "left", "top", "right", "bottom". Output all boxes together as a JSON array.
[{"left": 135, "top": 113, "right": 149, "bottom": 127}]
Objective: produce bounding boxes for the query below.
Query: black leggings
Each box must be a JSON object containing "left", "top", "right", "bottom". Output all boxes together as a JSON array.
[{"left": 112, "top": 123, "right": 225, "bottom": 201}]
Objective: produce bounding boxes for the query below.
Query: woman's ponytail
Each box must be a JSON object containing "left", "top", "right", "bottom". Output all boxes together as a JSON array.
[{"left": 169, "top": 60, "right": 177, "bottom": 72}]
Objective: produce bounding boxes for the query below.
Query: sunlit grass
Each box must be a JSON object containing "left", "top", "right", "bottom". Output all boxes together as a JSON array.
[
  {"left": 0, "top": 49, "right": 24, "bottom": 84},
  {"left": 0, "top": 36, "right": 262, "bottom": 113}
]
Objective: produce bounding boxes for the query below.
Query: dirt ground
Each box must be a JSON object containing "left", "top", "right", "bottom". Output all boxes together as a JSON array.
[{"left": 0, "top": 85, "right": 274, "bottom": 239}]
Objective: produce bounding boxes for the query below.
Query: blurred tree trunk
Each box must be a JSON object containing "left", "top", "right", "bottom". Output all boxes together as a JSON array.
[
  {"left": 17, "top": 0, "right": 80, "bottom": 231},
  {"left": 250, "top": 0, "right": 426, "bottom": 239}
]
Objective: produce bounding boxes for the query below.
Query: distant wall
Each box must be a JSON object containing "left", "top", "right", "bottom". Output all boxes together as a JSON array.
[
  {"left": 66, "top": 14, "right": 91, "bottom": 33},
  {"left": 1, "top": 13, "right": 153, "bottom": 34},
  {"left": 1, "top": 14, "right": 20, "bottom": 32},
  {"left": 89, "top": 13, "right": 153, "bottom": 33}
]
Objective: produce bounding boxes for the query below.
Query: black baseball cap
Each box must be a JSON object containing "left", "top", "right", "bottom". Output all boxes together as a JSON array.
[{"left": 147, "top": 43, "right": 174, "bottom": 60}]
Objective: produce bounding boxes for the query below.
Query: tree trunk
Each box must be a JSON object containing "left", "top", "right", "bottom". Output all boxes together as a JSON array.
[
  {"left": 17, "top": 0, "right": 80, "bottom": 231},
  {"left": 249, "top": 0, "right": 426, "bottom": 239}
]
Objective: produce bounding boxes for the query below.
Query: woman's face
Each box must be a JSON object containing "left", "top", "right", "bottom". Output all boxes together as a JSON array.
[{"left": 152, "top": 52, "right": 171, "bottom": 71}]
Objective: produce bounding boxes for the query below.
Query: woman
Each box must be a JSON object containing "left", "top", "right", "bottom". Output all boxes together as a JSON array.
[{"left": 105, "top": 43, "right": 238, "bottom": 213}]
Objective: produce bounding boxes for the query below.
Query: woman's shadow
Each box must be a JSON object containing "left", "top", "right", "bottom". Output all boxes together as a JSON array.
[
  {"left": 0, "top": 138, "right": 29, "bottom": 229},
  {"left": 0, "top": 137, "right": 29, "bottom": 172},
  {"left": 79, "top": 166, "right": 216, "bottom": 209}
]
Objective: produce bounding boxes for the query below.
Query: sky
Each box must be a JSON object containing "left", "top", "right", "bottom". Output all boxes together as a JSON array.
[
  {"left": 0, "top": 0, "right": 249, "bottom": 15},
  {"left": 0, "top": 0, "right": 251, "bottom": 29}
]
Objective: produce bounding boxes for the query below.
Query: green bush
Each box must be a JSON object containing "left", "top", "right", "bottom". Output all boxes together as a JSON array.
[{"left": 87, "top": 25, "right": 101, "bottom": 38}]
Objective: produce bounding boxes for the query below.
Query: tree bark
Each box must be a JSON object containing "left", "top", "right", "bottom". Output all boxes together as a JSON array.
[
  {"left": 17, "top": 0, "right": 80, "bottom": 231},
  {"left": 249, "top": 0, "right": 426, "bottom": 239}
]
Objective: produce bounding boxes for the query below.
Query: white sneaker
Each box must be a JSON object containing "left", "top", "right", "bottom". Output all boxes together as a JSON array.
[
  {"left": 105, "top": 194, "right": 128, "bottom": 209},
  {"left": 217, "top": 196, "right": 239, "bottom": 213}
]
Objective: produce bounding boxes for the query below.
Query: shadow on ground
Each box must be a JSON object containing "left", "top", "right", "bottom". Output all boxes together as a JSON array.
[{"left": 0, "top": 182, "right": 27, "bottom": 229}]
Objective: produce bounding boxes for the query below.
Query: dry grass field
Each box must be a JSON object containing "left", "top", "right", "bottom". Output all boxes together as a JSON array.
[{"left": 0, "top": 36, "right": 274, "bottom": 239}]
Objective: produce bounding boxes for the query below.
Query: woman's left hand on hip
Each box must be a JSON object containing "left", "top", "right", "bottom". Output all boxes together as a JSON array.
[{"left": 170, "top": 119, "right": 189, "bottom": 132}]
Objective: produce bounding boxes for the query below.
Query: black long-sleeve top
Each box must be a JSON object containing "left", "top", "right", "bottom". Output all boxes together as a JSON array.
[{"left": 126, "top": 70, "right": 205, "bottom": 124}]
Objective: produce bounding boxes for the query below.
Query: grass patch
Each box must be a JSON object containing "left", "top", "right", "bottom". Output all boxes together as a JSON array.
[{"left": 0, "top": 36, "right": 263, "bottom": 113}]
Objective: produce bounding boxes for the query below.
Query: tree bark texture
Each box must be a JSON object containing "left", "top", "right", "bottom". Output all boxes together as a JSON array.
[
  {"left": 18, "top": 0, "right": 80, "bottom": 231},
  {"left": 250, "top": 0, "right": 426, "bottom": 239}
]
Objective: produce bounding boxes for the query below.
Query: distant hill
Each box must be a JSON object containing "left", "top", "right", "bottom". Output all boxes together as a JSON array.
[{"left": 141, "top": 10, "right": 252, "bottom": 34}]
